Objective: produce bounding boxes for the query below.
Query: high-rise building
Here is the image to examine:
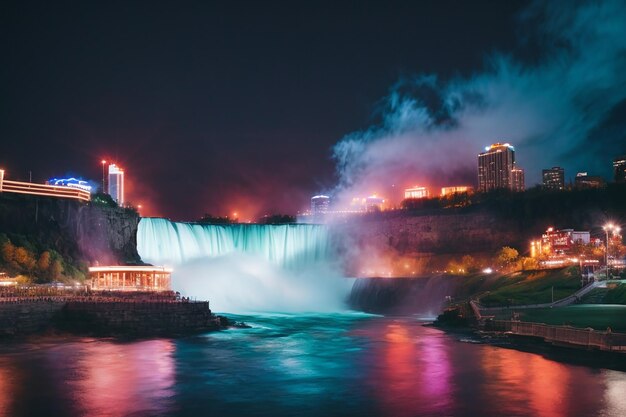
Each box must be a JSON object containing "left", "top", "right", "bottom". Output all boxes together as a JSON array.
[
  {"left": 404, "top": 186, "right": 429, "bottom": 199},
  {"left": 478, "top": 143, "right": 524, "bottom": 192},
  {"left": 574, "top": 172, "right": 606, "bottom": 189},
  {"left": 107, "top": 163, "right": 125, "bottom": 205},
  {"left": 511, "top": 166, "right": 525, "bottom": 192},
  {"left": 614, "top": 156, "right": 626, "bottom": 183},
  {"left": 542, "top": 167, "right": 565, "bottom": 190},
  {"left": 310, "top": 195, "right": 330, "bottom": 215}
]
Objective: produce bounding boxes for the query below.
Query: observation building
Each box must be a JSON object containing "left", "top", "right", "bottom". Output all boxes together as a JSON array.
[{"left": 88, "top": 266, "right": 172, "bottom": 291}]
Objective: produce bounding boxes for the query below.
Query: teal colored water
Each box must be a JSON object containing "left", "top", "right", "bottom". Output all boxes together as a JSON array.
[
  {"left": 1, "top": 314, "right": 625, "bottom": 417},
  {"left": 137, "top": 218, "right": 330, "bottom": 267},
  {"left": 137, "top": 218, "right": 349, "bottom": 313}
]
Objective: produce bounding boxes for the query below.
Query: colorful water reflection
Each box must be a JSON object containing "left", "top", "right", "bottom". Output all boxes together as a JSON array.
[{"left": 0, "top": 316, "right": 624, "bottom": 417}]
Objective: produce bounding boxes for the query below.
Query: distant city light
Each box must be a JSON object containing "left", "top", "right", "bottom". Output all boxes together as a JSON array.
[
  {"left": 108, "top": 163, "right": 125, "bottom": 205},
  {"left": 47, "top": 177, "right": 93, "bottom": 192}
]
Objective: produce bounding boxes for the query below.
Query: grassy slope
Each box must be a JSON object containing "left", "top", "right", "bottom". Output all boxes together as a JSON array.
[
  {"left": 471, "top": 267, "right": 581, "bottom": 307},
  {"left": 518, "top": 305, "right": 626, "bottom": 332}
]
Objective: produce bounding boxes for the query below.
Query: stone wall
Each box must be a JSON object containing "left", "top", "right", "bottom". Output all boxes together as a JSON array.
[
  {"left": 58, "top": 301, "right": 221, "bottom": 336},
  {"left": 0, "top": 299, "right": 221, "bottom": 337},
  {"left": 0, "top": 301, "right": 65, "bottom": 337}
]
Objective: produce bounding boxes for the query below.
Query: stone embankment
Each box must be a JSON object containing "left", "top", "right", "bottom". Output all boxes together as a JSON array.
[{"left": 0, "top": 289, "right": 224, "bottom": 338}]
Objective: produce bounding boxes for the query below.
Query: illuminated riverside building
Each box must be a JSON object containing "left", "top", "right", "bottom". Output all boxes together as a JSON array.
[
  {"left": 440, "top": 186, "right": 473, "bottom": 196},
  {"left": 530, "top": 227, "right": 591, "bottom": 258},
  {"left": 0, "top": 169, "right": 91, "bottom": 201},
  {"left": 478, "top": 142, "right": 525, "bottom": 192},
  {"left": 542, "top": 167, "right": 565, "bottom": 190},
  {"left": 404, "top": 186, "right": 428, "bottom": 199},
  {"left": 107, "top": 164, "right": 125, "bottom": 205},
  {"left": 614, "top": 156, "right": 626, "bottom": 183},
  {"left": 365, "top": 195, "right": 385, "bottom": 212},
  {"left": 311, "top": 195, "right": 330, "bottom": 215},
  {"left": 88, "top": 266, "right": 172, "bottom": 291}
]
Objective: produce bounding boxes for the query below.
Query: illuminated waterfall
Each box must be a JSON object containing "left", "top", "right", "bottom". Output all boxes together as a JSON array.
[
  {"left": 137, "top": 218, "right": 349, "bottom": 313},
  {"left": 137, "top": 218, "right": 331, "bottom": 267}
]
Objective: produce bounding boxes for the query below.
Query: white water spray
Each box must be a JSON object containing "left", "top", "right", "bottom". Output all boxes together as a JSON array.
[{"left": 137, "top": 218, "right": 351, "bottom": 313}]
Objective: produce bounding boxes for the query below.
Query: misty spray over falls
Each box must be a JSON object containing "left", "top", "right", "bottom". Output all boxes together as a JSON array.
[{"left": 137, "top": 218, "right": 351, "bottom": 313}]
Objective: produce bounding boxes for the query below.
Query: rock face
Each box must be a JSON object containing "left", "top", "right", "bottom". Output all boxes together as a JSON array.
[
  {"left": 348, "top": 276, "right": 462, "bottom": 315},
  {"left": 0, "top": 193, "right": 140, "bottom": 265},
  {"left": 332, "top": 209, "right": 521, "bottom": 255},
  {"left": 73, "top": 204, "right": 140, "bottom": 264}
]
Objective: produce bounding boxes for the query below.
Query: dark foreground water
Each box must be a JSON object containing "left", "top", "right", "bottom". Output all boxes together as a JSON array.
[{"left": 1, "top": 314, "right": 625, "bottom": 417}]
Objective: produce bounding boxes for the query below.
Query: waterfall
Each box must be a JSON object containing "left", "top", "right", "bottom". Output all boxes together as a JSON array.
[
  {"left": 137, "top": 218, "right": 330, "bottom": 267},
  {"left": 137, "top": 218, "right": 349, "bottom": 312}
]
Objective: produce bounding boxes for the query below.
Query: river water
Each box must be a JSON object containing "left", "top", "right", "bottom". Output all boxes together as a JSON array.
[{"left": 1, "top": 314, "right": 625, "bottom": 417}]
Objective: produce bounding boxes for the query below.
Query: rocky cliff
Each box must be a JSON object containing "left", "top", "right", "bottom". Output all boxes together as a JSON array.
[{"left": 0, "top": 193, "right": 140, "bottom": 266}]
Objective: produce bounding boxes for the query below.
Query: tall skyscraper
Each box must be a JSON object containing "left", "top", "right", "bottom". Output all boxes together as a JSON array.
[
  {"left": 478, "top": 143, "right": 524, "bottom": 192},
  {"left": 310, "top": 195, "right": 330, "bottom": 215},
  {"left": 614, "top": 156, "right": 626, "bottom": 183},
  {"left": 542, "top": 167, "right": 565, "bottom": 190},
  {"left": 107, "top": 164, "right": 125, "bottom": 205},
  {"left": 511, "top": 166, "right": 525, "bottom": 192}
]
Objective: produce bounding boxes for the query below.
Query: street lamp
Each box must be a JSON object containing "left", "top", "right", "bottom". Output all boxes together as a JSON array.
[
  {"left": 101, "top": 160, "right": 107, "bottom": 194},
  {"left": 603, "top": 223, "right": 621, "bottom": 280}
]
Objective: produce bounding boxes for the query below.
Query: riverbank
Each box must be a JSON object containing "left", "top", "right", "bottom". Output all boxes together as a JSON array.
[{"left": 0, "top": 289, "right": 228, "bottom": 338}]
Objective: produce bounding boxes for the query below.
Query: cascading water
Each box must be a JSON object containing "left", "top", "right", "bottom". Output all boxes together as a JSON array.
[{"left": 137, "top": 218, "right": 351, "bottom": 313}]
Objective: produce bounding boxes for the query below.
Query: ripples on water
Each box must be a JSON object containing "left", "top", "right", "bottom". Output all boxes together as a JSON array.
[{"left": 0, "top": 314, "right": 625, "bottom": 417}]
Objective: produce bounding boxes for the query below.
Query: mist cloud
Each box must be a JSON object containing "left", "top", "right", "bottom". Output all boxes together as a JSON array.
[{"left": 332, "top": 0, "right": 626, "bottom": 206}]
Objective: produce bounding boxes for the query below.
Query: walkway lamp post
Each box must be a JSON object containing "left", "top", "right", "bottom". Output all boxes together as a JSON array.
[
  {"left": 603, "top": 223, "right": 621, "bottom": 280},
  {"left": 101, "top": 160, "right": 107, "bottom": 194}
]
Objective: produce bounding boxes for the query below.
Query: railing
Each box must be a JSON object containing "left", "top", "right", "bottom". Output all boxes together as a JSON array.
[
  {"left": 487, "top": 320, "right": 626, "bottom": 352},
  {"left": 0, "top": 175, "right": 90, "bottom": 202}
]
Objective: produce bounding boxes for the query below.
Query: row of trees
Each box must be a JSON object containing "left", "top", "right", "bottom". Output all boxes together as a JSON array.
[
  {"left": 0, "top": 234, "right": 84, "bottom": 283},
  {"left": 446, "top": 246, "right": 538, "bottom": 275}
]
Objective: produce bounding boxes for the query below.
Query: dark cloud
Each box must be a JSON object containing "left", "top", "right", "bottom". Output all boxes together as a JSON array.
[{"left": 332, "top": 0, "right": 626, "bottom": 206}]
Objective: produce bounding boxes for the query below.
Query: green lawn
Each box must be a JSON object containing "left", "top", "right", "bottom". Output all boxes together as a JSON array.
[
  {"left": 478, "top": 267, "right": 581, "bottom": 307},
  {"left": 518, "top": 305, "right": 626, "bottom": 332}
]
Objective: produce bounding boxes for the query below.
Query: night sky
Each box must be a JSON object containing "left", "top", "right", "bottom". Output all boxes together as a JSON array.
[{"left": 2, "top": 1, "right": 625, "bottom": 220}]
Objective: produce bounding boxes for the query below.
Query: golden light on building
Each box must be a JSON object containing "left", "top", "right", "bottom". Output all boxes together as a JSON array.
[
  {"left": 88, "top": 266, "right": 172, "bottom": 291},
  {"left": 0, "top": 169, "right": 91, "bottom": 202},
  {"left": 440, "top": 186, "right": 473, "bottom": 196},
  {"left": 404, "top": 186, "right": 428, "bottom": 199}
]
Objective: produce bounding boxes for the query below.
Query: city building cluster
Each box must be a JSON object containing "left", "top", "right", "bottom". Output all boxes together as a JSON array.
[
  {"left": 529, "top": 225, "right": 625, "bottom": 279},
  {"left": 0, "top": 161, "right": 126, "bottom": 206},
  {"left": 306, "top": 142, "right": 626, "bottom": 218}
]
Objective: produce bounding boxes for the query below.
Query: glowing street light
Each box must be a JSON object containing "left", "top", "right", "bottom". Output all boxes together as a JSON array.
[
  {"left": 603, "top": 223, "right": 621, "bottom": 280},
  {"left": 100, "top": 159, "right": 107, "bottom": 193}
]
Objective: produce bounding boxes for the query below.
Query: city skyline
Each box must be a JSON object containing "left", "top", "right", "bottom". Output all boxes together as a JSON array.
[{"left": 1, "top": 1, "right": 625, "bottom": 220}]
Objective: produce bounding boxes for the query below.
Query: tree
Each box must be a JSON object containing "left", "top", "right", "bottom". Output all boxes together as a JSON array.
[
  {"left": 13, "top": 247, "right": 36, "bottom": 271},
  {"left": 461, "top": 255, "right": 480, "bottom": 273},
  {"left": 50, "top": 260, "right": 64, "bottom": 281},
  {"left": 519, "top": 256, "right": 539, "bottom": 271},
  {"left": 496, "top": 246, "right": 519, "bottom": 271},
  {"left": 1, "top": 241, "right": 15, "bottom": 264},
  {"left": 36, "top": 251, "right": 51, "bottom": 281}
]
